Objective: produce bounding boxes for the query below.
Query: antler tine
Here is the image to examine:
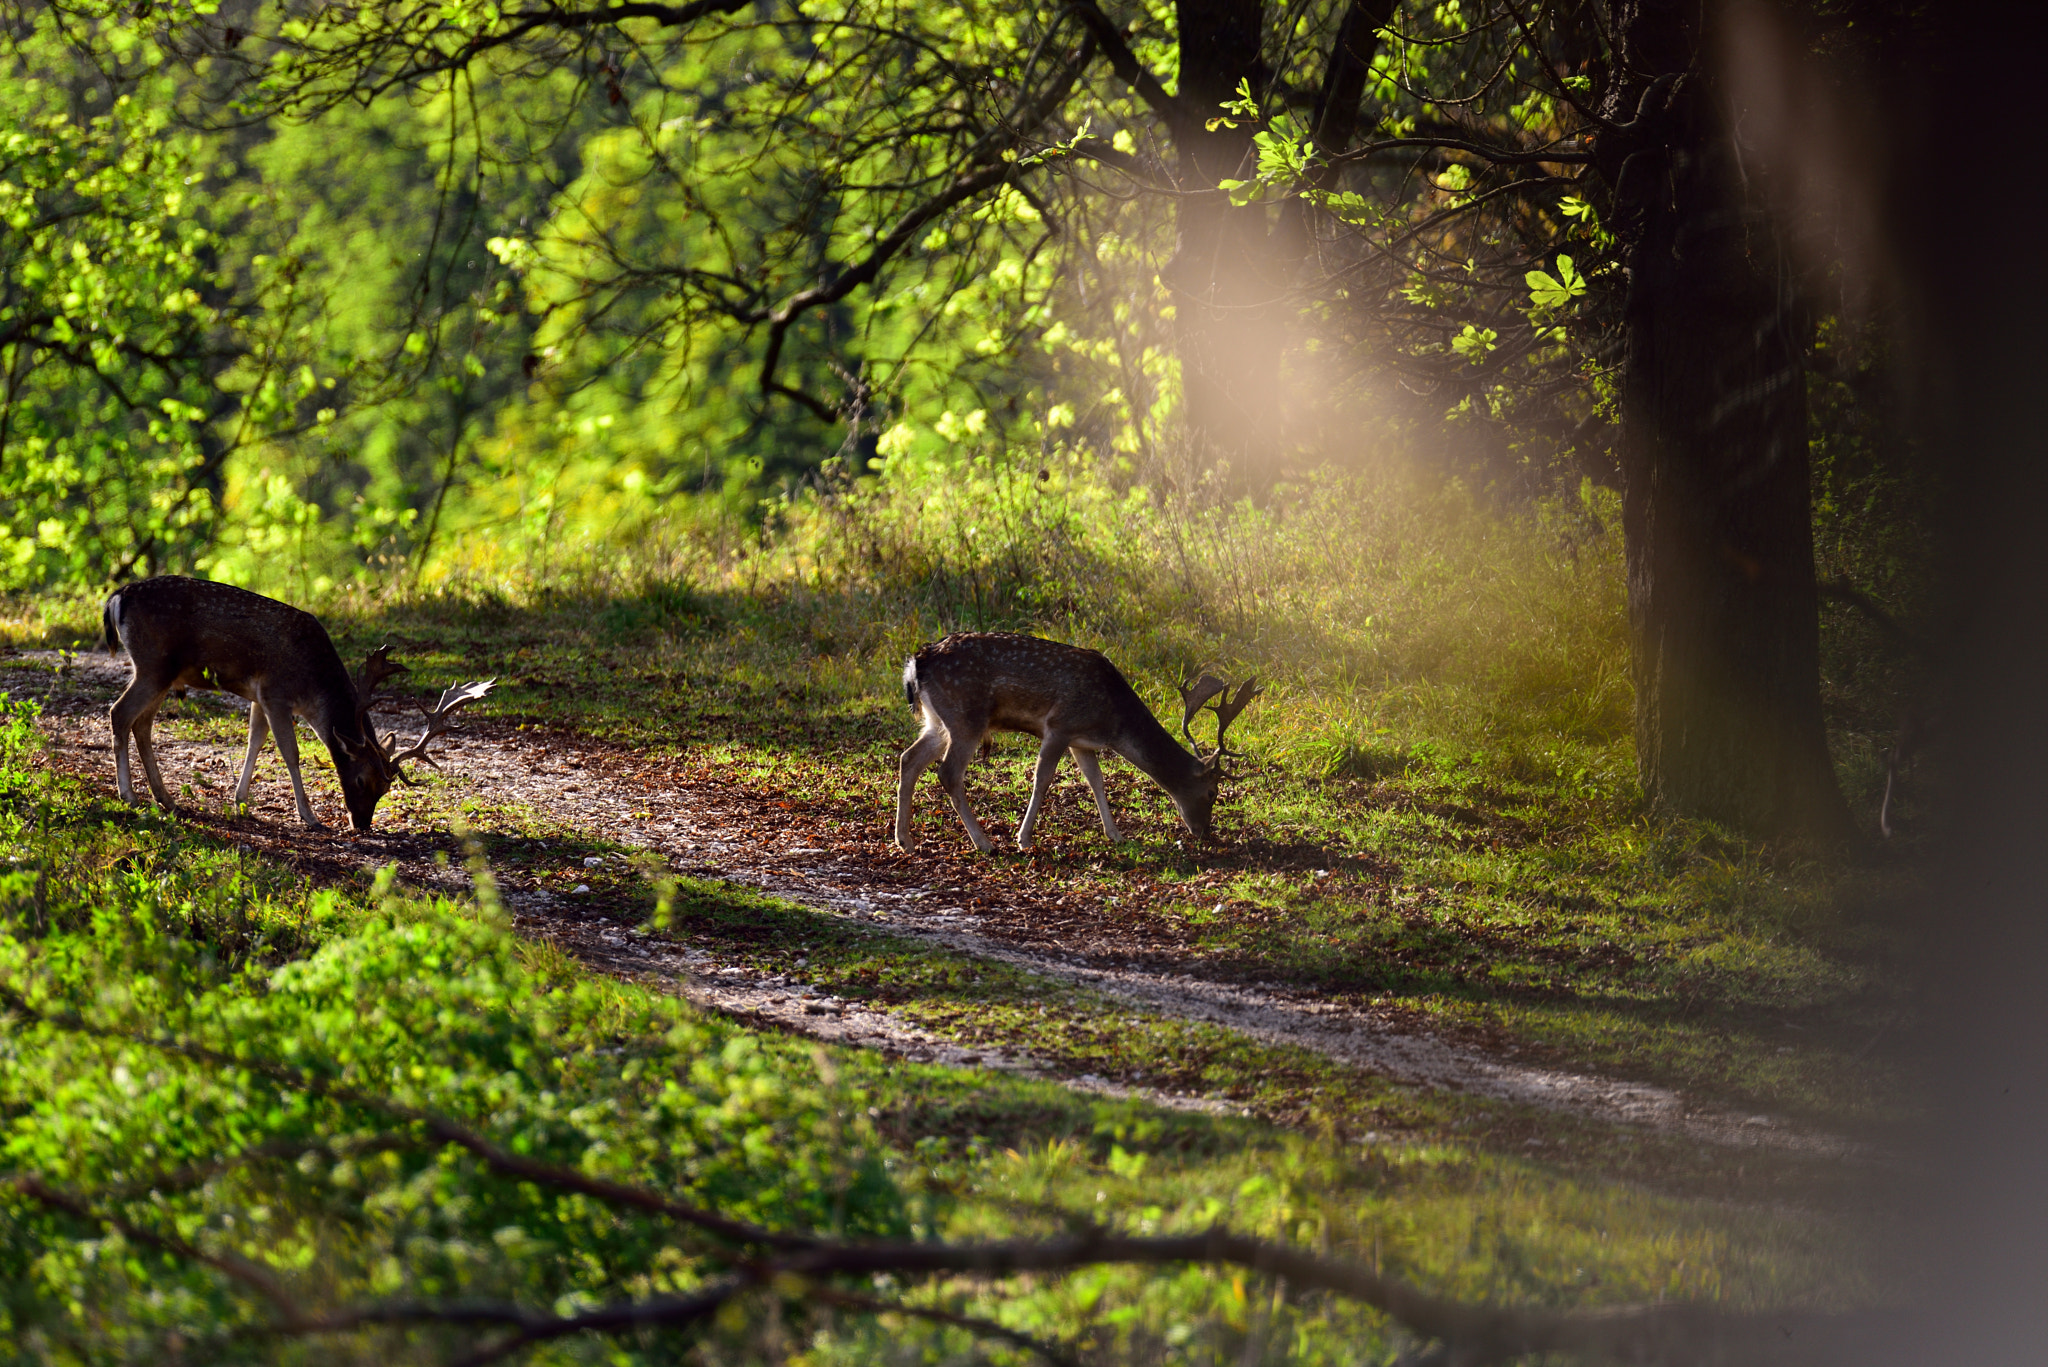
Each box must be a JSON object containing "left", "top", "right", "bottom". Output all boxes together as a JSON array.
[
  {"left": 355, "top": 644, "right": 410, "bottom": 712},
  {"left": 388, "top": 678, "right": 496, "bottom": 775},
  {"left": 1177, "top": 673, "right": 1229, "bottom": 746},
  {"left": 1211, "top": 677, "right": 1262, "bottom": 756}
]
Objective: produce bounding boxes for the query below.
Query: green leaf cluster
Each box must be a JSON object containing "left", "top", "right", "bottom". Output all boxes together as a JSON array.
[
  {"left": 0, "top": 755, "right": 907, "bottom": 1358},
  {"left": 0, "top": 37, "right": 231, "bottom": 585}
]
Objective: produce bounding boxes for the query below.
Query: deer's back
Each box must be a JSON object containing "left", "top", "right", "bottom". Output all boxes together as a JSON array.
[
  {"left": 110, "top": 576, "right": 351, "bottom": 702},
  {"left": 912, "top": 632, "right": 1150, "bottom": 740}
]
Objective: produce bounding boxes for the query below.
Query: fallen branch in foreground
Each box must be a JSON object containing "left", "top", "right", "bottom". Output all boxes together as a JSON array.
[
  {"left": 3, "top": 995, "right": 1908, "bottom": 1366},
  {"left": 10, "top": 1142, "right": 1910, "bottom": 1367}
]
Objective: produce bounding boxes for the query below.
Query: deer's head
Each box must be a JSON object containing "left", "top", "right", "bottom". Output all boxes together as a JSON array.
[
  {"left": 1175, "top": 673, "right": 1262, "bottom": 840},
  {"left": 337, "top": 646, "right": 496, "bottom": 830}
]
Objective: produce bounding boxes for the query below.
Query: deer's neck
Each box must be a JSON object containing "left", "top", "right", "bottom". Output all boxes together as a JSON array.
[
  {"left": 304, "top": 676, "right": 365, "bottom": 751},
  {"left": 1112, "top": 708, "right": 1206, "bottom": 790}
]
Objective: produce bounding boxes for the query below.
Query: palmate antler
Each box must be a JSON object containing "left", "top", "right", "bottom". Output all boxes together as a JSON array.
[
  {"left": 1178, "top": 671, "right": 1262, "bottom": 762},
  {"left": 381, "top": 679, "right": 497, "bottom": 785},
  {"left": 354, "top": 645, "right": 410, "bottom": 722},
  {"left": 1211, "top": 677, "right": 1262, "bottom": 756},
  {"left": 1178, "top": 673, "right": 1229, "bottom": 746}
]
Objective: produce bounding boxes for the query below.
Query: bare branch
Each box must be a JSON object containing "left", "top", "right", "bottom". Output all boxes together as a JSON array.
[
  {"left": 1384, "top": 175, "right": 1578, "bottom": 252},
  {"left": 6, "top": 1173, "right": 305, "bottom": 1323},
  {"left": 771, "top": 1231, "right": 1904, "bottom": 1367},
  {"left": 1818, "top": 578, "right": 1932, "bottom": 658},
  {"left": 1335, "top": 134, "right": 1593, "bottom": 167},
  {"left": 0, "top": 990, "right": 819, "bottom": 1254},
  {"left": 248, "top": 0, "right": 759, "bottom": 106},
  {"left": 753, "top": 31, "right": 1099, "bottom": 412},
  {"left": 250, "top": 1279, "right": 752, "bottom": 1367},
  {"left": 234, "top": 1225, "right": 1913, "bottom": 1367},
  {"left": 806, "top": 1284, "right": 1083, "bottom": 1367},
  {"left": 1058, "top": 0, "right": 1190, "bottom": 134}
]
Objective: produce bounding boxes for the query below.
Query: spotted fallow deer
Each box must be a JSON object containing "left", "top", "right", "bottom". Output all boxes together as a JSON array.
[
  {"left": 101, "top": 575, "right": 494, "bottom": 830},
  {"left": 895, "top": 631, "right": 1259, "bottom": 852}
]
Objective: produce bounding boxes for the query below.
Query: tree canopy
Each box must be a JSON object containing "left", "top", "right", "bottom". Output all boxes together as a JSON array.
[{"left": 0, "top": 0, "right": 1928, "bottom": 834}]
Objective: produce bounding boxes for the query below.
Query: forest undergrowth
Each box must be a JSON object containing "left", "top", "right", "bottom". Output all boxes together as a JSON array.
[
  {"left": 0, "top": 460, "right": 1918, "bottom": 1361},
  {"left": 0, "top": 699, "right": 1891, "bottom": 1364}
]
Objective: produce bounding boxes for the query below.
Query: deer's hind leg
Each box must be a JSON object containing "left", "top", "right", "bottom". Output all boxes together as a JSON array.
[
  {"left": 1015, "top": 733, "right": 1069, "bottom": 850},
  {"left": 937, "top": 752, "right": 995, "bottom": 852},
  {"left": 895, "top": 713, "right": 950, "bottom": 850},
  {"left": 132, "top": 703, "right": 176, "bottom": 811},
  {"left": 930, "top": 716, "right": 995, "bottom": 853},
  {"left": 111, "top": 678, "right": 174, "bottom": 810}
]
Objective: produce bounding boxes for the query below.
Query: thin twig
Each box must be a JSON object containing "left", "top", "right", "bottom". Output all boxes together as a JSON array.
[
  {"left": 5, "top": 1173, "right": 305, "bottom": 1323},
  {"left": 808, "top": 1283, "right": 1084, "bottom": 1367},
  {"left": 0, "top": 990, "right": 817, "bottom": 1253}
]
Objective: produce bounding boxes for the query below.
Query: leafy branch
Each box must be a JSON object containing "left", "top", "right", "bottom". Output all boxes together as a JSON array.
[{"left": 2, "top": 986, "right": 1901, "bottom": 1367}]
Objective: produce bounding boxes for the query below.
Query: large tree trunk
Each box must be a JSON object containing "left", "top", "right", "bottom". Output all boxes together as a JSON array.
[
  {"left": 1899, "top": 2, "right": 2048, "bottom": 1356},
  {"left": 1599, "top": 0, "right": 1851, "bottom": 840},
  {"left": 1166, "top": 0, "right": 1278, "bottom": 486},
  {"left": 1167, "top": 0, "right": 1394, "bottom": 490}
]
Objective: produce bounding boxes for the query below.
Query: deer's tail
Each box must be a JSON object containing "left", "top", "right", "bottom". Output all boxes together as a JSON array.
[
  {"left": 102, "top": 591, "right": 122, "bottom": 657},
  {"left": 901, "top": 656, "right": 920, "bottom": 709}
]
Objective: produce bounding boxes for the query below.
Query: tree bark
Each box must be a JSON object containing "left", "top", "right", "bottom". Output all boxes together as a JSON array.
[
  {"left": 1166, "top": 0, "right": 1395, "bottom": 490},
  {"left": 1598, "top": 0, "right": 1851, "bottom": 840},
  {"left": 1899, "top": 1, "right": 2048, "bottom": 1356},
  {"left": 1165, "top": 0, "right": 1277, "bottom": 486}
]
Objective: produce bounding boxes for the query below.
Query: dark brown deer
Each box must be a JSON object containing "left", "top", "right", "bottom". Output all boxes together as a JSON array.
[
  {"left": 102, "top": 576, "right": 494, "bottom": 830},
  {"left": 895, "top": 632, "right": 1258, "bottom": 851}
]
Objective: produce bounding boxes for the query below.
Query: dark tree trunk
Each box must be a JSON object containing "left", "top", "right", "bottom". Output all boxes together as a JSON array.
[
  {"left": 1598, "top": 0, "right": 1850, "bottom": 840},
  {"left": 1267, "top": 0, "right": 1395, "bottom": 294},
  {"left": 1167, "top": 0, "right": 1395, "bottom": 489},
  {"left": 1899, "top": 2, "right": 2048, "bottom": 1356},
  {"left": 1166, "top": 0, "right": 1276, "bottom": 485}
]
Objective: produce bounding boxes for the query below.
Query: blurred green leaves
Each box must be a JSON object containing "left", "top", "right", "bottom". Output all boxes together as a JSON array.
[
  {"left": 0, "top": 41, "right": 227, "bottom": 585},
  {"left": 0, "top": 696, "right": 908, "bottom": 1358}
]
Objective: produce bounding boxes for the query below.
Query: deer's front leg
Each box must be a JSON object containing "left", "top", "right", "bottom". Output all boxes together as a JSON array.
[
  {"left": 232, "top": 703, "right": 271, "bottom": 809},
  {"left": 1071, "top": 747, "right": 1124, "bottom": 842},
  {"left": 264, "top": 700, "right": 327, "bottom": 829},
  {"left": 1016, "top": 734, "right": 1068, "bottom": 850}
]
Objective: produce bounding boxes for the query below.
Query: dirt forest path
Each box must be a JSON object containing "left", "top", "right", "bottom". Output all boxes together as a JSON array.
[{"left": 12, "top": 650, "right": 1856, "bottom": 1159}]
